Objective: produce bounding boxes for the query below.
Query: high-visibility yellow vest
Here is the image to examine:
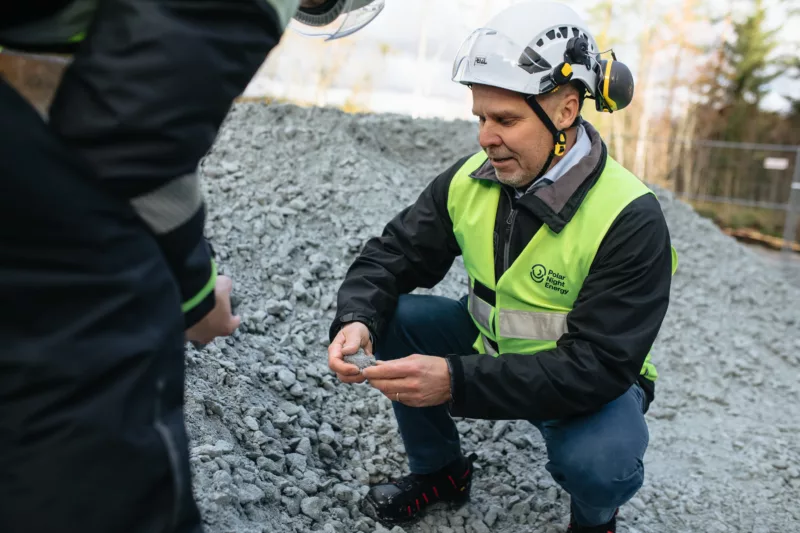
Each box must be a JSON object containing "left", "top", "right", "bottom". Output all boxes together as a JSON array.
[{"left": 447, "top": 151, "right": 678, "bottom": 382}]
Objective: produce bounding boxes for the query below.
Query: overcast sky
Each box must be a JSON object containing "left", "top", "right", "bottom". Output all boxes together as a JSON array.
[{"left": 244, "top": 0, "right": 800, "bottom": 120}]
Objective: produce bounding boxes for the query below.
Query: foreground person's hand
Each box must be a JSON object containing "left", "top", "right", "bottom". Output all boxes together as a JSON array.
[{"left": 186, "top": 275, "right": 241, "bottom": 345}]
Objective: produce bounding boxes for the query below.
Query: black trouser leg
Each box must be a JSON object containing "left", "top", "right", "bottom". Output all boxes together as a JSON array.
[{"left": 0, "top": 80, "right": 202, "bottom": 533}]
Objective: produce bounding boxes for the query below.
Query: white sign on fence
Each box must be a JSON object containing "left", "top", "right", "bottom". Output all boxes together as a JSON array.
[{"left": 763, "top": 157, "right": 790, "bottom": 170}]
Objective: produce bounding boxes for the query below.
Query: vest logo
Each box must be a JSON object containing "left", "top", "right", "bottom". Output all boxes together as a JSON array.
[
  {"left": 530, "top": 264, "right": 546, "bottom": 283},
  {"left": 531, "top": 264, "right": 570, "bottom": 295}
]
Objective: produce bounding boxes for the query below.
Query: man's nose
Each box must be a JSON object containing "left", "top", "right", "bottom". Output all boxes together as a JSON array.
[{"left": 478, "top": 123, "right": 502, "bottom": 149}]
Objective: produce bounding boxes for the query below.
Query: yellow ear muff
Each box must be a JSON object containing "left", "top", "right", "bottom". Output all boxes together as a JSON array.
[{"left": 596, "top": 58, "right": 634, "bottom": 113}]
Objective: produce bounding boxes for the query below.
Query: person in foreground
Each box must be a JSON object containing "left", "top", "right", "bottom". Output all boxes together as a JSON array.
[
  {"left": 327, "top": 2, "right": 678, "bottom": 532},
  {"left": 0, "top": 1, "right": 385, "bottom": 532}
]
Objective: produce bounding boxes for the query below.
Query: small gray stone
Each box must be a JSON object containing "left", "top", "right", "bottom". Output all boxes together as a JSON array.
[
  {"left": 286, "top": 453, "right": 307, "bottom": 473},
  {"left": 243, "top": 416, "right": 260, "bottom": 431},
  {"left": 333, "top": 483, "right": 358, "bottom": 502},
  {"left": 510, "top": 499, "right": 531, "bottom": 519},
  {"left": 301, "top": 496, "right": 324, "bottom": 521},
  {"left": 484, "top": 505, "right": 501, "bottom": 527},
  {"left": 318, "top": 422, "right": 337, "bottom": 445},
  {"left": 343, "top": 353, "right": 377, "bottom": 371},
  {"left": 192, "top": 439, "right": 234, "bottom": 458},
  {"left": 467, "top": 519, "right": 491, "bottom": 533},
  {"left": 212, "top": 469, "right": 232, "bottom": 486},
  {"left": 208, "top": 490, "right": 234, "bottom": 505},
  {"left": 295, "top": 437, "right": 313, "bottom": 455},
  {"left": 221, "top": 160, "right": 240, "bottom": 173},
  {"left": 280, "top": 401, "right": 303, "bottom": 416},
  {"left": 319, "top": 442, "right": 338, "bottom": 460},
  {"left": 492, "top": 421, "right": 511, "bottom": 441},
  {"left": 282, "top": 495, "right": 301, "bottom": 517},
  {"left": 629, "top": 497, "right": 646, "bottom": 511},
  {"left": 238, "top": 483, "right": 265, "bottom": 504},
  {"left": 278, "top": 368, "right": 297, "bottom": 388},
  {"left": 297, "top": 472, "right": 320, "bottom": 495}
]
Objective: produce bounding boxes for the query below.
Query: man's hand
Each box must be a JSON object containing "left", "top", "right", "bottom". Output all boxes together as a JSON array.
[
  {"left": 328, "top": 322, "right": 373, "bottom": 384},
  {"left": 361, "top": 354, "right": 451, "bottom": 407},
  {"left": 185, "top": 275, "right": 241, "bottom": 345}
]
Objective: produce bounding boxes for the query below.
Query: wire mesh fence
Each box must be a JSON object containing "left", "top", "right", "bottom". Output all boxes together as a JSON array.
[{"left": 607, "top": 135, "right": 800, "bottom": 255}]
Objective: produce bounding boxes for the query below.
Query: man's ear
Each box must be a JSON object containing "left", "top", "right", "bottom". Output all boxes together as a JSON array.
[{"left": 556, "top": 89, "right": 581, "bottom": 130}]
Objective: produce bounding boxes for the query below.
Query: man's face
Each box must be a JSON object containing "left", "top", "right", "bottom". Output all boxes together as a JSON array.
[{"left": 471, "top": 84, "right": 564, "bottom": 189}]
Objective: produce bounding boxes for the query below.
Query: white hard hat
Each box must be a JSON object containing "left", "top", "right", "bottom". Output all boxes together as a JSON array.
[
  {"left": 290, "top": 0, "right": 385, "bottom": 41},
  {"left": 452, "top": 0, "right": 635, "bottom": 114},
  {"left": 452, "top": 1, "right": 602, "bottom": 98}
]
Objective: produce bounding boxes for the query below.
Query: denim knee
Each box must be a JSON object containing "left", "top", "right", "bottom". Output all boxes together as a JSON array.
[{"left": 549, "top": 441, "right": 645, "bottom": 509}]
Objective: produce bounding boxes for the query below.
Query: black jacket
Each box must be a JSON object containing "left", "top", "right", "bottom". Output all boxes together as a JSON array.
[
  {"left": 1, "top": 0, "right": 286, "bottom": 326},
  {"left": 330, "top": 123, "right": 674, "bottom": 421}
]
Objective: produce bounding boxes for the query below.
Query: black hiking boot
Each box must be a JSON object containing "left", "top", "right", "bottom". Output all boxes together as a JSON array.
[
  {"left": 567, "top": 508, "right": 617, "bottom": 533},
  {"left": 362, "top": 453, "right": 477, "bottom": 525}
]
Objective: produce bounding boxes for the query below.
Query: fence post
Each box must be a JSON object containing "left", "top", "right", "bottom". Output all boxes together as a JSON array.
[{"left": 782, "top": 147, "right": 800, "bottom": 255}]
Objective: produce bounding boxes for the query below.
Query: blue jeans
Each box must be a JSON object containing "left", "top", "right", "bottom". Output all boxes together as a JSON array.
[{"left": 374, "top": 294, "right": 650, "bottom": 527}]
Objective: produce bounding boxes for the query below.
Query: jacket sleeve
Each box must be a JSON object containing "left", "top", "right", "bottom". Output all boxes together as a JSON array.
[
  {"left": 329, "top": 156, "right": 470, "bottom": 342},
  {"left": 46, "top": 0, "right": 293, "bottom": 327},
  {"left": 447, "top": 193, "right": 674, "bottom": 421}
]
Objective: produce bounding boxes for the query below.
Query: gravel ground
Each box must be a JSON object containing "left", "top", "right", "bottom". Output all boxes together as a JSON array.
[
  {"left": 184, "top": 102, "right": 800, "bottom": 533},
  {"left": 741, "top": 243, "right": 800, "bottom": 288}
]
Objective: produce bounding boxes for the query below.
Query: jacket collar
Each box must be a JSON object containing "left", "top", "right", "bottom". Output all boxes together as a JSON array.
[{"left": 469, "top": 120, "right": 608, "bottom": 233}]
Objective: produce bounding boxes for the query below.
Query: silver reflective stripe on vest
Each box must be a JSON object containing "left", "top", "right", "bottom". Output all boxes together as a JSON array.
[
  {"left": 469, "top": 282, "right": 568, "bottom": 344},
  {"left": 498, "top": 309, "right": 568, "bottom": 341},
  {"left": 0, "top": 0, "right": 96, "bottom": 46},
  {"left": 482, "top": 335, "right": 498, "bottom": 356},
  {"left": 130, "top": 173, "right": 202, "bottom": 234},
  {"left": 468, "top": 282, "right": 493, "bottom": 331}
]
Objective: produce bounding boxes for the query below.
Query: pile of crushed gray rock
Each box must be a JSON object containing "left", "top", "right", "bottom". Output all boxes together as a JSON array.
[{"left": 184, "top": 102, "right": 800, "bottom": 533}]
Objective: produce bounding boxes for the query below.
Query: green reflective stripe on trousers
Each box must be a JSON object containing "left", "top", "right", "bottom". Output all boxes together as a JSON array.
[
  {"left": 182, "top": 259, "right": 217, "bottom": 313},
  {"left": 0, "top": 0, "right": 96, "bottom": 47}
]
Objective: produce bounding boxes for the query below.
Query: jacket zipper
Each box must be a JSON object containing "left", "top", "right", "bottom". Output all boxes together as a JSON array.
[
  {"left": 502, "top": 189, "right": 517, "bottom": 274},
  {"left": 154, "top": 378, "right": 183, "bottom": 531}
]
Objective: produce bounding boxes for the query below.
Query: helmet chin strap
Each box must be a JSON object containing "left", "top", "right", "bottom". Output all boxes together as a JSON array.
[{"left": 524, "top": 94, "right": 568, "bottom": 183}]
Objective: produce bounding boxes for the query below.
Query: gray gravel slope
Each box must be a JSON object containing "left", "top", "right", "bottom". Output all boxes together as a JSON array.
[{"left": 183, "top": 103, "right": 800, "bottom": 533}]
